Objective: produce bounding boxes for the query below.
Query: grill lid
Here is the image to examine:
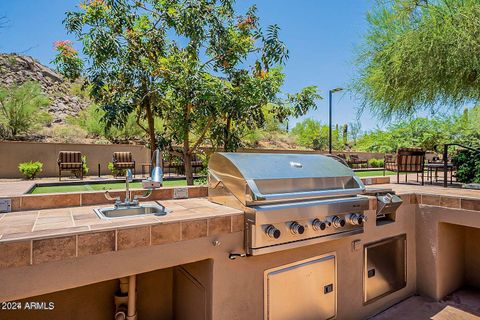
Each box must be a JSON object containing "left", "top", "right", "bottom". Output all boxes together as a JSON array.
[{"left": 208, "top": 152, "right": 365, "bottom": 205}]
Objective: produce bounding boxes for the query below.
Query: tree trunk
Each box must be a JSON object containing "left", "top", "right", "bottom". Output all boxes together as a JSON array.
[
  {"left": 223, "top": 116, "right": 231, "bottom": 151},
  {"left": 145, "top": 99, "right": 157, "bottom": 155},
  {"left": 183, "top": 147, "right": 194, "bottom": 186},
  {"left": 183, "top": 103, "right": 194, "bottom": 185}
]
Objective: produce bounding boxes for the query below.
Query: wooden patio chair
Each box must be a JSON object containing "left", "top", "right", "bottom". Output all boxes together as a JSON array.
[
  {"left": 112, "top": 152, "right": 136, "bottom": 178},
  {"left": 348, "top": 154, "right": 368, "bottom": 168},
  {"left": 384, "top": 148, "right": 426, "bottom": 185},
  {"left": 58, "top": 151, "right": 84, "bottom": 181}
]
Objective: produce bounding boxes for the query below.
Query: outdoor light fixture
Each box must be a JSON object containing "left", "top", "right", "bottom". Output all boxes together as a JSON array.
[{"left": 329, "top": 87, "right": 344, "bottom": 154}]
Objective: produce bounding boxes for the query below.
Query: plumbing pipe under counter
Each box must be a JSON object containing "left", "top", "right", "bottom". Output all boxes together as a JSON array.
[
  {"left": 115, "top": 276, "right": 137, "bottom": 320},
  {"left": 127, "top": 275, "right": 137, "bottom": 320}
]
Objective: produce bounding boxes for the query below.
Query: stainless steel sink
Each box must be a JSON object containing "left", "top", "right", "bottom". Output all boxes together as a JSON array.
[{"left": 94, "top": 204, "right": 169, "bottom": 219}]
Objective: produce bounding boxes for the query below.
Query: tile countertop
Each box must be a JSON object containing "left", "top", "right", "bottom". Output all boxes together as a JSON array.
[
  {"left": 2, "top": 183, "right": 479, "bottom": 243},
  {"left": 369, "top": 183, "right": 480, "bottom": 198},
  {"left": 0, "top": 198, "right": 242, "bottom": 243}
]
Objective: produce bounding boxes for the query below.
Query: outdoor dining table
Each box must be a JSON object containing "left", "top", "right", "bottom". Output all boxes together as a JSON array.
[{"left": 425, "top": 161, "right": 455, "bottom": 185}]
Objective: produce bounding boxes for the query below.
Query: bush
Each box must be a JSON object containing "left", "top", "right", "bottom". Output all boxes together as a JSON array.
[
  {"left": 82, "top": 156, "right": 89, "bottom": 175},
  {"left": 368, "top": 158, "right": 384, "bottom": 168},
  {"left": 74, "top": 156, "right": 89, "bottom": 178},
  {"left": 0, "top": 82, "right": 52, "bottom": 138},
  {"left": 41, "top": 124, "right": 88, "bottom": 143},
  {"left": 108, "top": 162, "right": 126, "bottom": 177},
  {"left": 69, "top": 104, "right": 146, "bottom": 142},
  {"left": 67, "top": 104, "right": 105, "bottom": 137},
  {"left": 452, "top": 150, "right": 480, "bottom": 183},
  {"left": 18, "top": 161, "right": 43, "bottom": 180}
]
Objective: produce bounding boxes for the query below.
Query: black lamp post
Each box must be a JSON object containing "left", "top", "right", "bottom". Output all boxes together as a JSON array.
[{"left": 328, "top": 87, "right": 343, "bottom": 154}]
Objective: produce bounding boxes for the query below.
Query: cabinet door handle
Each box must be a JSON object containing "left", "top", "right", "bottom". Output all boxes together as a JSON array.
[
  {"left": 324, "top": 284, "right": 334, "bottom": 294},
  {"left": 367, "top": 269, "right": 376, "bottom": 278}
]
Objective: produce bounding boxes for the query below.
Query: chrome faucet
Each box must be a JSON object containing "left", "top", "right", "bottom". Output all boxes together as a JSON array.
[
  {"left": 105, "top": 149, "right": 164, "bottom": 209},
  {"left": 105, "top": 169, "right": 135, "bottom": 209},
  {"left": 125, "top": 168, "right": 133, "bottom": 206},
  {"left": 142, "top": 148, "right": 163, "bottom": 189}
]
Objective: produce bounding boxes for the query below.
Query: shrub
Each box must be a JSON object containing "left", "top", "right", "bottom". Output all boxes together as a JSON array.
[
  {"left": 108, "top": 162, "right": 126, "bottom": 177},
  {"left": 73, "top": 155, "right": 89, "bottom": 178},
  {"left": 452, "top": 150, "right": 480, "bottom": 183},
  {"left": 82, "top": 156, "right": 89, "bottom": 175},
  {"left": 0, "top": 82, "right": 52, "bottom": 138},
  {"left": 368, "top": 158, "right": 384, "bottom": 168},
  {"left": 68, "top": 104, "right": 146, "bottom": 142},
  {"left": 18, "top": 161, "right": 43, "bottom": 180},
  {"left": 41, "top": 124, "right": 88, "bottom": 143},
  {"left": 67, "top": 104, "right": 105, "bottom": 137}
]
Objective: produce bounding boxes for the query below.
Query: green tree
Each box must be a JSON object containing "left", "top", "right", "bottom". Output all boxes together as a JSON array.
[
  {"left": 156, "top": 3, "right": 318, "bottom": 183},
  {"left": 349, "top": 121, "right": 361, "bottom": 145},
  {"left": 290, "top": 118, "right": 341, "bottom": 151},
  {"left": 210, "top": 68, "right": 321, "bottom": 151},
  {"left": 0, "top": 82, "right": 51, "bottom": 137},
  {"left": 291, "top": 118, "right": 322, "bottom": 149},
  {"left": 52, "top": 40, "right": 83, "bottom": 81},
  {"left": 354, "top": 0, "right": 480, "bottom": 119},
  {"left": 62, "top": 0, "right": 319, "bottom": 184},
  {"left": 354, "top": 115, "right": 465, "bottom": 152},
  {"left": 62, "top": 0, "right": 170, "bottom": 154}
]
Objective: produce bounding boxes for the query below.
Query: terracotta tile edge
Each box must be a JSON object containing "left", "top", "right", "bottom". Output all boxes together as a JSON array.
[{"left": 3, "top": 186, "right": 208, "bottom": 212}]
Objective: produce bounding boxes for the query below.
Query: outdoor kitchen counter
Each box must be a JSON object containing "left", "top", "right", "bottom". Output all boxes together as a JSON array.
[
  {"left": 0, "top": 198, "right": 243, "bottom": 269},
  {"left": 368, "top": 183, "right": 480, "bottom": 210}
]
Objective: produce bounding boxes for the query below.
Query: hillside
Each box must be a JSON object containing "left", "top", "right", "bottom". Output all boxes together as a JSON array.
[
  {"left": 0, "top": 53, "right": 301, "bottom": 148},
  {"left": 0, "top": 53, "right": 89, "bottom": 124}
]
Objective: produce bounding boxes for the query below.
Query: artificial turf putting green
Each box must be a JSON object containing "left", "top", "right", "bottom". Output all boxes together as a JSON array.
[{"left": 354, "top": 170, "right": 395, "bottom": 177}]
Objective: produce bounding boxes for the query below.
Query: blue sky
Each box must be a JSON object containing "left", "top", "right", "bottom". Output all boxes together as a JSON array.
[{"left": 0, "top": 0, "right": 380, "bottom": 130}]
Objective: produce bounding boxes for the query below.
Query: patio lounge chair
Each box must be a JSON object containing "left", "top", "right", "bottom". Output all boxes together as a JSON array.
[
  {"left": 112, "top": 152, "right": 136, "bottom": 178},
  {"left": 348, "top": 154, "right": 368, "bottom": 168},
  {"left": 384, "top": 148, "right": 426, "bottom": 185},
  {"left": 58, "top": 151, "right": 84, "bottom": 181}
]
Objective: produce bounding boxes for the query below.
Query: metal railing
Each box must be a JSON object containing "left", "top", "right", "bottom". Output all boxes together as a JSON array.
[{"left": 434, "top": 143, "right": 480, "bottom": 188}]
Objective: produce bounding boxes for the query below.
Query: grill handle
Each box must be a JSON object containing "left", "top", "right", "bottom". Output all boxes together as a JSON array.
[{"left": 246, "top": 177, "right": 366, "bottom": 202}]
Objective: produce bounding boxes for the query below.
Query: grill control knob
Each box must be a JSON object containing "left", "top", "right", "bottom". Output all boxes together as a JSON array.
[
  {"left": 265, "top": 225, "right": 281, "bottom": 239},
  {"left": 328, "top": 216, "right": 346, "bottom": 228},
  {"left": 312, "top": 218, "right": 328, "bottom": 231},
  {"left": 290, "top": 222, "right": 305, "bottom": 235},
  {"left": 346, "top": 213, "right": 366, "bottom": 226}
]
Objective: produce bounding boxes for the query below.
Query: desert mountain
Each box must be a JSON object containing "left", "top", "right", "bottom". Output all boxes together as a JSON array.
[{"left": 0, "top": 53, "right": 89, "bottom": 124}]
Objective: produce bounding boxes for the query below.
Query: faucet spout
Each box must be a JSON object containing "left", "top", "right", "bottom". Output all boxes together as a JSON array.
[
  {"left": 125, "top": 169, "right": 133, "bottom": 205},
  {"left": 142, "top": 148, "right": 163, "bottom": 189}
]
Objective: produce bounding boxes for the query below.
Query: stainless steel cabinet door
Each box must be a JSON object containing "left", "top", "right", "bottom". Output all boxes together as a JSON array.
[
  {"left": 364, "top": 234, "right": 406, "bottom": 303},
  {"left": 265, "top": 255, "right": 336, "bottom": 320}
]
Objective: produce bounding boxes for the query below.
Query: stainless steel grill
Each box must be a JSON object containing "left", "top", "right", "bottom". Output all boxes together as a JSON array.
[{"left": 208, "top": 153, "right": 370, "bottom": 255}]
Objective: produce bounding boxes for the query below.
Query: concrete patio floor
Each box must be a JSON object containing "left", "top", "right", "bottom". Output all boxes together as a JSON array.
[{"left": 371, "top": 289, "right": 480, "bottom": 320}]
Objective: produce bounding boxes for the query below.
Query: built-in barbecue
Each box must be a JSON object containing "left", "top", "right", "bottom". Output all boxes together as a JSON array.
[{"left": 208, "top": 152, "right": 371, "bottom": 255}]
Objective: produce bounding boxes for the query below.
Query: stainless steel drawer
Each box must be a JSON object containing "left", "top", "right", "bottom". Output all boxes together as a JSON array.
[
  {"left": 364, "top": 234, "right": 407, "bottom": 303},
  {"left": 264, "top": 254, "right": 336, "bottom": 320}
]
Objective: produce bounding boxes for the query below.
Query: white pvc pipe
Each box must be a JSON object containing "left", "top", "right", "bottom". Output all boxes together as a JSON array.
[
  {"left": 115, "top": 311, "right": 126, "bottom": 320},
  {"left": 127, "top": 275, "right": 136, "bottom": 320},
  {"left": 119, "top": 277, "right": 129, "bottom": 294}
]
